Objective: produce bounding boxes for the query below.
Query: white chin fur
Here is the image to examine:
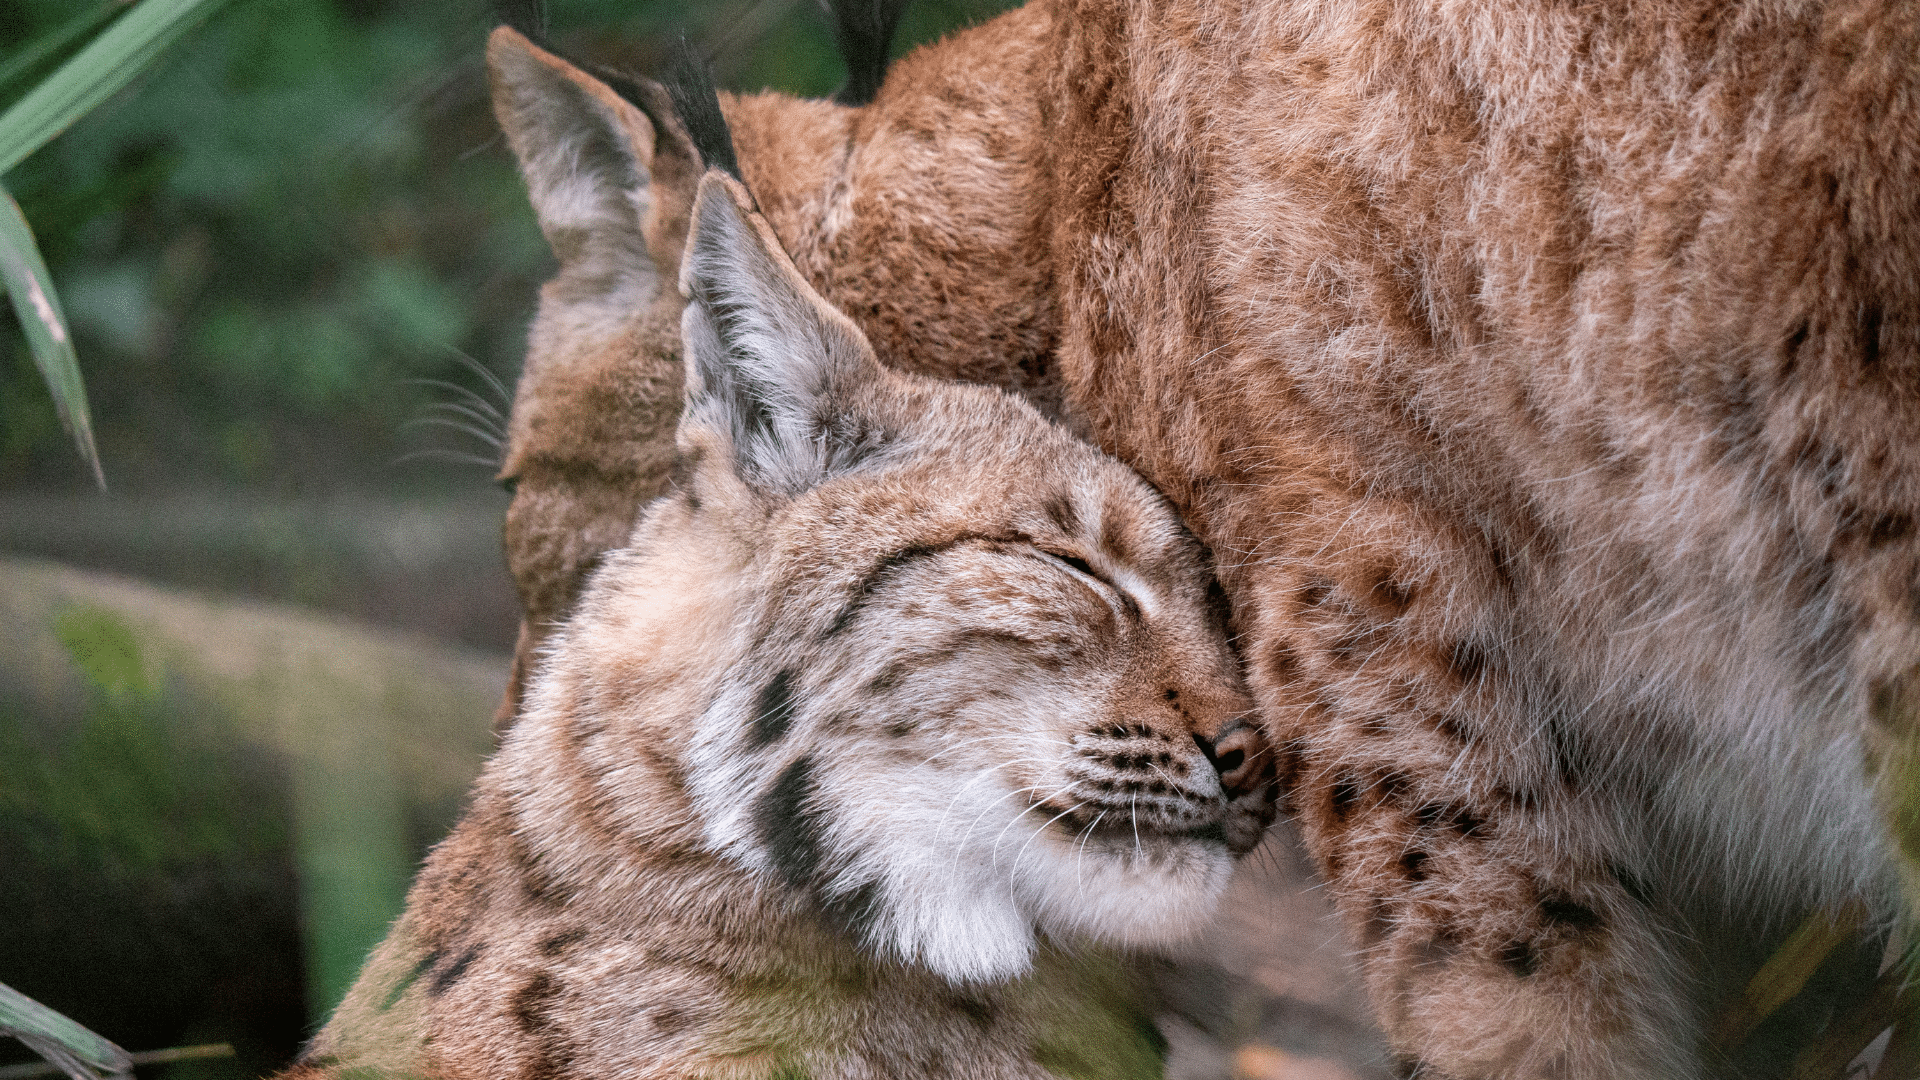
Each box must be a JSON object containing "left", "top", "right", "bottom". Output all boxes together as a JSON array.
[
  {"left": 1017, "top": 833, "right": 1233, "bottom": 948},
  {"left": 835, "top": 768, "right": 1233, "bottom": 985}
]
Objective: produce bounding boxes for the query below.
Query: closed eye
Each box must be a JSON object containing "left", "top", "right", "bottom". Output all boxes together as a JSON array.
[
  {"left": 1037, "top": 547, "right": 1143, "bottom": 619},
  {"left": 1046, "top": 551, "right": 1100, "bottom": 579}
]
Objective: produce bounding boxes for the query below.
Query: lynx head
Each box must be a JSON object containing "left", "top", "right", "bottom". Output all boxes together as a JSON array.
[{"left": 635, "top": 171, "right": 1276, "bottom": 983}]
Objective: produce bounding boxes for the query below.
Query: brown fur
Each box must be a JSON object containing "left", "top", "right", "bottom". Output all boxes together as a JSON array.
[
  {"left": 486, "top": 4, "right": 1920, "bottom": 1076},
  {"left": 300, "top": 170, "right": 1275, "bottom": 1080}
]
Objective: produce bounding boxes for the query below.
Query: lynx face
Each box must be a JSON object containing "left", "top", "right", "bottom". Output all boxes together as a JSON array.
[{"left": 538, "top": 171, "right": 1275, "bottom": 987}]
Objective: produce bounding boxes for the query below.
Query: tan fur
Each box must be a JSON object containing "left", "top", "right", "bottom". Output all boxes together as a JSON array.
[
  {"left": 301, "top": 171, "right": 1274, "bottom": 1079},
  {"left": 485, "top": 5, "right": 1920, "bottom": 1076}
]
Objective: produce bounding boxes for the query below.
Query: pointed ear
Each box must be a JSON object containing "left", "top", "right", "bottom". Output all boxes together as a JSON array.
[
  {"left": 487, "top": 27, "right": 703, "bottom": 331},
  {"left": 678, "top": 172, "right": 889, "bottom": 494}
]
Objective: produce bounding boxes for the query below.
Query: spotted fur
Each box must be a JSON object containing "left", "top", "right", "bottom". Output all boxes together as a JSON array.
[
  {"left": 481, "top": 4, "right": 1920, "bottom": 1076},
  {"left": 294, "top": 171, "right": 1274, "bottom": 1080}
]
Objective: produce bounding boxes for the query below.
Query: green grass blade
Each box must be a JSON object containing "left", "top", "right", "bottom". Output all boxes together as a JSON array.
[
  {"left": 0, "top": 183, "right": 102, "bottom": 487},
  {"left": 0, "top": 983, "right": 131, "bottom": 1079},
  {"left": 0, "top": 0, "right": 232, "bottom": 177},
  {"left": 0, "top": 1, "right": 133, "bottom": 109}
]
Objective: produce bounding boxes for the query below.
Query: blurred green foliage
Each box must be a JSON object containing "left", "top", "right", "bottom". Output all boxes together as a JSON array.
[
  {"left": 0, "top": 0, "right": 1017, "bottom": 493},
  {"left": 3, "top": 604, "right": 285, "bottom": 892},
  {"left": 0, "top": 605, "right": 300, "bottom": 1077}
]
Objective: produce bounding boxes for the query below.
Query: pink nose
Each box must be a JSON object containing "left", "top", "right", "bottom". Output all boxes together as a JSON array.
[{"left": 1191, "top": 724, "right": 1268, "bottom": 798}]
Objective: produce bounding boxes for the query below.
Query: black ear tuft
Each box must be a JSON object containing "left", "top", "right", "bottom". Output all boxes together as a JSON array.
[
  {"left": 492, "top": 0, "right": 548, "bottom": 46},
  {"left": 666, "top": 36, "right": 745, "bottom": 184},
  {"left": 823, "top": 0, "right": 910, "bottom": 107}
]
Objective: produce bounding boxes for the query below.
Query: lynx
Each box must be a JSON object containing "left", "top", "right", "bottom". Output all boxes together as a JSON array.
[
  {"left": 291, "top": 163, "right": 1276, "bottom": 1079},
  {"left": 483, "top": 1, "right": 1920, "bottom": 1075}
]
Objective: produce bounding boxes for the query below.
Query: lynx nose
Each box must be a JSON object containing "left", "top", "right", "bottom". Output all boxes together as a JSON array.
[{"left": 1191, "top": 724, "right": 1268, "bottom": 798}]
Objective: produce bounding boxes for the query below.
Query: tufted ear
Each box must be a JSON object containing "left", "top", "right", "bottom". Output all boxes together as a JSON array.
[
  {"left": 678, "top": 171, "right": 888, "bottom": 494},
  {"left": 487, "top": 27, "right": 703, "bottom": 334}
]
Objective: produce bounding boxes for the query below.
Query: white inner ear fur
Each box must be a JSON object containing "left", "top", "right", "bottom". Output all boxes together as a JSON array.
[
  {"left": 491, "top": 38, "right": 659, "bottom": 341},
  {"left": 676, "top": 176, "right": 879, "bottom": 492}
]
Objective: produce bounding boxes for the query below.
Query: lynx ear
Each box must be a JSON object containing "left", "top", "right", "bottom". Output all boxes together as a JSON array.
[
  {"left": 487, "top": 27, "right": 702, "bottom": 333},
  {"left": 678, "top": 172, "right": 887, "bottom": 494}
]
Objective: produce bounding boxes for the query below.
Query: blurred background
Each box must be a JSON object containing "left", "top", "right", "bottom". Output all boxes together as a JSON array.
[{"left": 0, "top": 1, "right": 1026, "bottom": 1076}]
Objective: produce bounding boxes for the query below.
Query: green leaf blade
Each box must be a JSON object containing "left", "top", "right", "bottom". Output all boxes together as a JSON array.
[
  {"left": 0, "top": 0, "right": 233, "bottom": 177},
  {"left": 0, "top": 982, "right": 131, "bottom": 1079},
  {"left": 0, "top": 183, "right": 102, "bottom": 487},
  {"left": 0, "top": 1, "right": 133, "bottom": 110}
]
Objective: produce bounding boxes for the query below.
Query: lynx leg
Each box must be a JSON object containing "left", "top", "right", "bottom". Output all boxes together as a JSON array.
[
  {"left": 1278, "top": 734, "right": 1695, "bottom": 1079},
  {"left": 1234, "top": 507, "right": 1701, "bottom": 1079}
]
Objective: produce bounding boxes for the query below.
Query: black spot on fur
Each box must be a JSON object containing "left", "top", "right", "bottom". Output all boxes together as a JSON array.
[
  {"left": 1867, "top": 513, "right": 1915, "bottom": 547},
  {"left": 751, "top": 669, "right": 800, "bottom": 747},
  {"left": 1782, "top": 319, "right": 1810, "bottom": 378},
  {"left": 1497, "top": 786, "right": 1542, "bottom": 814},
  {"left": 1329, "top": 774, "right": 1362, "bottom": 821},
  {"left": 756, "top": 756, "right": 832, "bottom": 892},
  {"left": 1540, "top": 896, "right": 1603, "bottom": 933},
  {"left": 1859, "top": 303, "right": 1885, "bottom": 369},
  {"left": 1298, "top": 580, "right": 1333, "bottom": 610},
  {"left": 1544, "top": 713, "right": 1589, "bottom": 789},
  {"left": 1204, "top": 576, "right": 1234, "bottom": 633},
  {"left": 866, "top": 662, "right": 908, "bottom": 694},
  {"left": 429, "top": 942, "right": 486, "bottom": 996},
  {"left": 511, "top": 970, "right": 574, "bottom": 1080},
  {"left": 666, "top": 37, "right": 742, "bottom": 182},
  {"left": 382, "top": 951, "right": 438, "bottom": 1011},
  {"left": 1369, "top": 566, "right": 1415, "bottom": 614},
  {"left": 1487, "top": 540, "right": 1518, "bottom": 594},
  {"left": 1451, "top": 806, "right": 1488, "bottom": 838},
  {"left": 1378, "top": 771, "right": 1411, "bottom": 803},
  {"left": 1415, "top": 801, "right": 1487, "bottom": 838},
  {"left": 753, "top": 760, "right": 888, "bottom": 943},
  {"left": 1392, "top": 1055, "right": 1433, "bottom": 1079},
  {"left": 949, "top": 993, "right": 996, "bottom": 1029},
  {"left": 1499, "top": 939, "right": 1538, "bottom": 977},
  {"left": 1447, "top": 639, "right": 1486, "bottom": 685},
  {"left": 1430, "top": 713, "right": 1474, "bottom": 745},
  {"left": 539, "top": 927, "right": 588, "bottom": 957},
  {"left": 1183, "top": 821, "right": 1230, "bottom": 847},
  {"left": 1042, "top": 494, "right": 1079, "bottom": 534},
  {"left": 1400, "top": 848, "right": 1430, "bottom": 882}
]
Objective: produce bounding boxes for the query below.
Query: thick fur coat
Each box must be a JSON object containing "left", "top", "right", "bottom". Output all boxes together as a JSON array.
[{"left": 482, "top": 2, "right": 1920, "bottom": 1076}]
